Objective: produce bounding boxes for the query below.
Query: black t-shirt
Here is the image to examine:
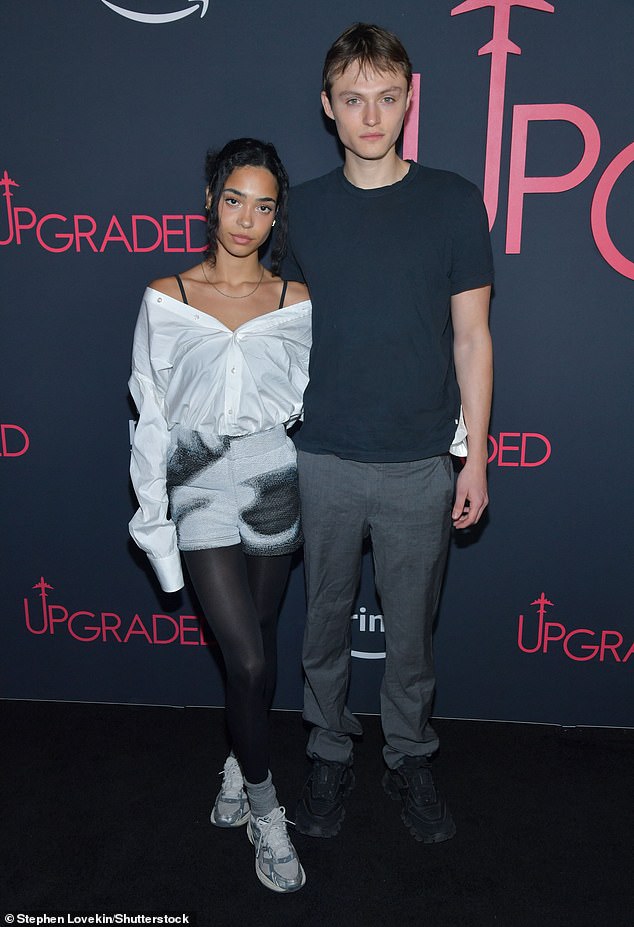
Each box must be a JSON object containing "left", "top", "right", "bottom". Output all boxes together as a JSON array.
[{"left": 283, "top": 162, "right": 494, "bottom": 462}]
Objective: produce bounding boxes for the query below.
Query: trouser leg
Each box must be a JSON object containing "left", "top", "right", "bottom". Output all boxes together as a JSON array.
[
  {"left": 297, "top": 451, "right": 366, "bottom": 764},
  {"left": 369, "top": 455, "right": 454, "bottom": 768}
]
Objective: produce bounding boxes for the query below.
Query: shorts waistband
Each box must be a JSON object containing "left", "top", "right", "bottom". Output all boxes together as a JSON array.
[{"left": 172, "top": 424, "right": 288, "bottom": 460}]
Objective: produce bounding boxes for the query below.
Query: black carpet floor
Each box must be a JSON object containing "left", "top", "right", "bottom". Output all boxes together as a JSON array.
[{"left": 2, "top": 700, "right": 632, "bottom": 927}]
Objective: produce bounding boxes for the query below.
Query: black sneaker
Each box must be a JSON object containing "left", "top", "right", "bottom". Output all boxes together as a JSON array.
[
  {"left": 295, "top": 758, "right": 355, "bottom": 837},
  {"left": 383, "top": 756, "right": 456, "bottom": 843}
]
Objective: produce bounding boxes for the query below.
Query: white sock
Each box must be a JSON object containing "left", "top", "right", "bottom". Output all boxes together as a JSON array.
[{"left": 244, "top": 771, "right": 277, "bottom": 818}]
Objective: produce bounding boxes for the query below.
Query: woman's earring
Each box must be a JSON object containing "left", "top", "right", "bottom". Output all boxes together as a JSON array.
[{"left": 272, "top": 219, "right": 276, "bottom": 227}]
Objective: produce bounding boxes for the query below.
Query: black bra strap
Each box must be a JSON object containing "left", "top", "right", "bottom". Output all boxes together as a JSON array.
[
  {"left": 174, "top": 274, "right": 189, "bottom": 305},
  {"left": 277, "top": 280, "right": 288, "bottom": 310}
]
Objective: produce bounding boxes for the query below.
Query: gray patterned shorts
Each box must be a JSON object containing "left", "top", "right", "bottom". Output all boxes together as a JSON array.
[{"left": 166, "top": 424, "right": 302, "bottom": 556}]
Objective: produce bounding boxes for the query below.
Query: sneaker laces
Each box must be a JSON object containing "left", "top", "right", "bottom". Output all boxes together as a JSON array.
[
  {"left": 312, "top": 759, "right": 347, "bottom": 800},
  {"left": 404, "top": 765, "right": 437, "bottom": 805},
  {"left": 256, "top": 806, "right": 294, "bottom": 860},
  {"left": 218, "top": 756, "right": 244, "bottom": 799}
]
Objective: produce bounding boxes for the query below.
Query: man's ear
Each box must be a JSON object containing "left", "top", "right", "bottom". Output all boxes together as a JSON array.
[
  {"left": 405, "top": 82, "right": 414, "bottom": 112},
  {"left": 321, "top": 91, "right": 335, "bottom": 121}
]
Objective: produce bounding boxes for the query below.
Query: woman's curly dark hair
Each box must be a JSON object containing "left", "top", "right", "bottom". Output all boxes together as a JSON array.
[{"left": 204, "top": 138, "right": 289, "bottom": 276}]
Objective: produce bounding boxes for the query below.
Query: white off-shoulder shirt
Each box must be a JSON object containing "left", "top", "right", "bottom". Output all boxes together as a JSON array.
[{"left": 129, "top": 286, "right": 312, "bottom": 593}]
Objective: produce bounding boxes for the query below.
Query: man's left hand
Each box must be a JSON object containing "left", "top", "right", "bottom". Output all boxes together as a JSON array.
[{"left": 451, "top": 460, "right": 488, "bottom": 528}]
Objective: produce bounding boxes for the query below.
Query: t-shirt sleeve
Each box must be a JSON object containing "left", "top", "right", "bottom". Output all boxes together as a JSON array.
[
  {"left": 279, "top": 191, "right": 307, "bottom": 283},
  {"left": 449, "top": 184, "right": 494, "bottom": 295},
  {"left": 280, "top": 242, "right": 305, "bottom": 283}
]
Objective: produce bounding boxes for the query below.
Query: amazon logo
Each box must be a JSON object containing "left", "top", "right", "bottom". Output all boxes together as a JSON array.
[{"left": 100, "top": 1, "right": 208, "bottom": 24}]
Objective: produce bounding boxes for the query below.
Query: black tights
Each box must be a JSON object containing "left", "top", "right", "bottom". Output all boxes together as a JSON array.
[{"left": 183, "top": 545, "right": 291, "bottom": 784}]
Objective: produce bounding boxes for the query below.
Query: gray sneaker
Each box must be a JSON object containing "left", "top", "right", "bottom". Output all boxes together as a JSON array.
[
  {"left": 210, "top": 754, "right": 250, "bottom": 828},
  {"left": 247, "top": 806, "right": 306, "bottom": 893}
]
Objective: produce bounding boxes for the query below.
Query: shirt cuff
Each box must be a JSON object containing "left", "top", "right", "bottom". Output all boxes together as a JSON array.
[
  {"left": 450, "top": 407, "right": 468, "bottom": 457},
  {"left": 148, "top": 553, "right": 184, "bottom": 593}
]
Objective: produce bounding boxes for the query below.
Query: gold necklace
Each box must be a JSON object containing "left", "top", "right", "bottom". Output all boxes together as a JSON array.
[{"left": 200, "top": 261, "right": 265, "bottom": 299}]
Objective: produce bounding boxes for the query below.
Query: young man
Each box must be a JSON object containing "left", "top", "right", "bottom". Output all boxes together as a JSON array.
[{"left": 284, "top": 23, "right": 493, "bottom": 843}]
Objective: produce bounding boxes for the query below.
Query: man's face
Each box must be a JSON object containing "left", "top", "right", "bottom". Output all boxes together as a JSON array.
[{"left": 321, "top": 65, "right": 413, "bottom": 164}]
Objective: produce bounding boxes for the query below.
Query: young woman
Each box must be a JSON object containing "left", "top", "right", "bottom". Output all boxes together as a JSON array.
[{"left": 128, "top": 138, "right": 310, "bottom": 893}]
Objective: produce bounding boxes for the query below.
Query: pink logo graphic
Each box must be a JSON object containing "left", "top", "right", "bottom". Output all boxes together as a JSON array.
[
  {"left": 1, "top": 424, "right": 30, "bottom": 457},
  {"left": 0, "top": 171, "right": 206, "bottom": 254},
  {"left": 488, "top": 431, "right": 551, "bottom": 467},
  {"left": 452, "top": 0, "right": 555, "bottom": 229},
  {"left": 517, "top": 593, "right": 633, "bottom": 663},
  {"left": 450, "top": 0, "right": 634, "bottom": 279},
  {"left": 24, "top": 577, "right": 211, "bottom": 646},
  {"left": 405, "top": 2, "right": 634, "bottom": 280}
]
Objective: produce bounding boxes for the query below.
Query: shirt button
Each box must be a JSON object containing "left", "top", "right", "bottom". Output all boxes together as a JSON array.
[
  {"left": 157, "top": 297, "right": 162, "bottom": 303},
  {"left": 227, "top": 408, "right": 233, "bottom": 414},
  {"left": 194, "top": 313, "right": 199, "bottom": 320},
  {"left": 231, "top": 366, "right": 236, "bottom": 374}
]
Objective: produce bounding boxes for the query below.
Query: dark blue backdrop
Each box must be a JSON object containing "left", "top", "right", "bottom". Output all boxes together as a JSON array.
[{"left": 1, "top": 0, "right": 632, "bottom": 726}]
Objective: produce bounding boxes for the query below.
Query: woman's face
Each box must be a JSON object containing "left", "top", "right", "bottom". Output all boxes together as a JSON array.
[{"left": 212, "top": 165, "right": 278, "bottom": 260}]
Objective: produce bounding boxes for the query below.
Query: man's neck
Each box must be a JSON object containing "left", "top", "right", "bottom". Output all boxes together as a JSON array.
[{"left": 342, "top": 151, "right": 410, "bottom": 190}]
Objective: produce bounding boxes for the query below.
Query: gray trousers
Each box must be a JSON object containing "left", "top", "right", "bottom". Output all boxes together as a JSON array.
[{"left": 297, "top": 450, "right": 454, "bottom": 769}]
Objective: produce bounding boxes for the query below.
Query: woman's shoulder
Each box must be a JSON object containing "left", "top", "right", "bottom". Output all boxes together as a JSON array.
[
  {"left": 147, "top": 274, "right": 182, "bottom": 300},
  {"left": 283, "top": 279, "right": 310, "bottom": 306}
]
